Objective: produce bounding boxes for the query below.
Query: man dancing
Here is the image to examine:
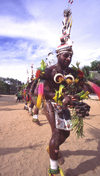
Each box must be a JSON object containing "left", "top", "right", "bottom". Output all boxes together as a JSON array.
[{"left": 31, "top": 7, "right": 90, "bottom": 175}]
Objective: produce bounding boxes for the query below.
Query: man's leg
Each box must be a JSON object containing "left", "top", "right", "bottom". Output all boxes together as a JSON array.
[
  {"left": 44, "top": 101, "right": 70, "bottom": 174},
  {"left": 29, "top": 102, "right": 34, "bottom": 115},
  {"left": 30, "top": 96, "right": 40, "bottom": 124}
]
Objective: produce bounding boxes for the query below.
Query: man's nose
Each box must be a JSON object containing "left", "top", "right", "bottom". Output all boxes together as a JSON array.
[{"left": 66, "top": 57, "right": 71, "bottom": 61}]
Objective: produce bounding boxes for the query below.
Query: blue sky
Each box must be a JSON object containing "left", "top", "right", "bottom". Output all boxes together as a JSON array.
[{"left": 0, "top": 0, "right": 100, "bottom": 83}]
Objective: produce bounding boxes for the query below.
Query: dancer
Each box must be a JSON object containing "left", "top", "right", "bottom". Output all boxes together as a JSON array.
[
  {"left": 29, "top": 78, "right": 40, "bottom": 123},
  {"left": 31, "top": 1, "right": 100, "bottom": 175},
  {"left": 29, "top": 60, "right": 47, "bottom": 125},
  {"left": 35, "top": 8, "right": 91, "bottom": 175},
  {"left": 43, "top": 49, "right": 90, "bottom": 174}
]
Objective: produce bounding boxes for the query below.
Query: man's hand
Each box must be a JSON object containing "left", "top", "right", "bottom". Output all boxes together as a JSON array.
[
  {"left": 62, "top": 96, "right": 72, "bottom": 109},
  {"left": 73, "top": 101, "right": 90, "bottom": 118}
]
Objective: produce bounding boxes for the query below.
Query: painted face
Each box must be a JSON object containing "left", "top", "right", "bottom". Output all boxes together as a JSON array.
[{"left": 58, "top": 52, "right": 72, "bottom": 68}]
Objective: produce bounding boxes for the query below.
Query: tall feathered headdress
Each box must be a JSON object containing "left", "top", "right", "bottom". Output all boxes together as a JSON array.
[{"left": 56, "top": 2, "right": 73, "bottom": 55}]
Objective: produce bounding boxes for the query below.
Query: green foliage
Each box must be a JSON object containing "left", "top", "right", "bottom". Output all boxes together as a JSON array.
[
  {"left": 76, "top": 61, "right": 80, "bottom": 69},
  {"left": 91, "top": 60, "right": 100, "bottom": 71},
  {"left": 82, "top": 66, "right": 90, "bottom": 78},
  {"left": 40, "top": 60, "right": 46, "bottom": 71},
  {"left": 0, "top": 80, "right": 10, "bottom": 94},
  {"left": 0, "top": 77, "right": 23, "bottom": 95},
  {"left": 82, "top": 60, "right": 100, "bottom": 86},
  {"left": 71, "top": 61, "right": 80, "bottom": 71},
  {"left": 71, "top": 109, "right": 84, "bottom": 138}
]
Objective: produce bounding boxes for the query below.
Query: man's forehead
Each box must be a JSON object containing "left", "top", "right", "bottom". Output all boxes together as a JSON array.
[
  {"left": 62, "top": 52, "right": 72, "bottom": 56},
  {"left": 57, "top": 51, "right": 73, "bottom": 57}
]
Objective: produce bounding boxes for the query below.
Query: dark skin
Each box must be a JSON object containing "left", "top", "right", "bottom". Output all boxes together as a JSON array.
[
  {"left": 24, "top": 82, "right": 32, "bottom": 108},
  {"left": 44, "top": 100, "right": 70, "bottom": 160},
  {"left": 29, "top": 79, "right": 39, "bottom": 115},
  {"left": 42, "top": 53, "right": 73, "bottom": 160},
  {"left": 43, "top": 52, "right": 91, "bottom": 160},
  {"left": 30, "top": 52, "right": 90, "bottom": 161},
  {"left": 23, "top": 80, "right": 39, "bottom": 115}
]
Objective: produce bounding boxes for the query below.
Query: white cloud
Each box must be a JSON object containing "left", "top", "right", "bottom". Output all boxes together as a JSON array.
[
  {"left": 0, "top": 0, "right": 100, "bottom": 82},
  {"left": 72, "top": 45, "right": 100, "bottom": 67},
  {"left": 0, "top": 16, "right": 60, "bottom": 48},
  {"left": 0, "top": 63, "right": 28, "bottom": 83}
]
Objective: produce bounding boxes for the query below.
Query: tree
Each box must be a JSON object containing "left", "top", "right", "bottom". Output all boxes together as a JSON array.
[
  {"left": 82, "top": 66, "right": 91, "bottom": 78},
  {"left": 0, "top": 77, "right": 23, "bottom": 94},
  {"left": 0, "top": 81, "right": 10, "bottom": 94},
  {"left": 91, "top": 60, "right": 100, "bottom": 72}
]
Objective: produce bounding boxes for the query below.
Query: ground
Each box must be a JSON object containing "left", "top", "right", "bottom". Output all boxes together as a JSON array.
[{"left": 0, "top": 95, "right": 100, "bottom": 176}]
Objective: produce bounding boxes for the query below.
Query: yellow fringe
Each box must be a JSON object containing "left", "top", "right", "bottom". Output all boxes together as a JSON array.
[
  {"left": 47, "top": 145, "right": 64, "bottom": 176},
  {"left": 46, "top": 145, "right": 49, "bottom": 154},
  {"left": 48, "top": 167, "right": 64, "bottom": 176},
  {"left": 59, "top": 167, "right": 64, "bottom": 176},
  {"left": 36, "top": 95, "right": 42, "bottom": 108}
]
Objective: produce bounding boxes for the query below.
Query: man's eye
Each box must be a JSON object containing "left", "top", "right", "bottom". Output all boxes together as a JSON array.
[{"left": 64, "top": 54, "right": 68, "bottom": 57}]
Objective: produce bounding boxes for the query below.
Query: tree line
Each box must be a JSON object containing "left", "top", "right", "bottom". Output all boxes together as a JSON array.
[
  {"left": 0, "top": 77, "right": 24, "bottom": 95},
  {"left": 82, "top": 60, "right": 100, "bottom": 86},
  {"left": 0, "top": 60, "right": 100, "bottom": 95}
]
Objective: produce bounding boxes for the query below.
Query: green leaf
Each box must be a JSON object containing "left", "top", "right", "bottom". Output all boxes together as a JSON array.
[{"left": 40, "top": 60, "right": 46, "bottom": 71}]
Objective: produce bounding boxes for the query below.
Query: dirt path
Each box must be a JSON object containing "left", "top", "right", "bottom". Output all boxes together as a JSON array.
[{"left": 0, "top": 95, "right": 100, "bottom": 176}]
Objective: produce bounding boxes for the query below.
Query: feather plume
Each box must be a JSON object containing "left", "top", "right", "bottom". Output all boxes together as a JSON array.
[
  {"left": 87, "top": 81, "right": 100, "bottom": 100},
  {"left": 36, "top": 82, "right": 44, "bottom": 108}
]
